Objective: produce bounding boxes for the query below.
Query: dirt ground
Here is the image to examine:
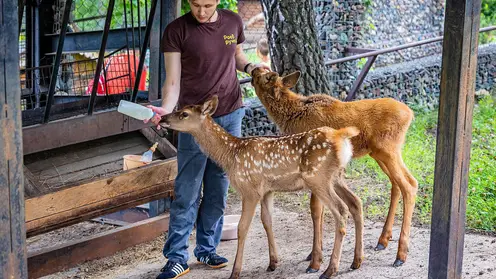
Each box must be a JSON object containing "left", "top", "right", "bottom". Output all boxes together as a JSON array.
[{"left": 37, "top": 190, "right": 496, "bottom": 279}]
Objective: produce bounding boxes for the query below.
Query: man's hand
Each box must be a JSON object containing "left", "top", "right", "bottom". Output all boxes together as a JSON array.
[
  {"left": 248, "top": 63, "right": 271, "bottom": 76},
  {"left": 144, "top": 105, "right": 171, "bottom": 130}
]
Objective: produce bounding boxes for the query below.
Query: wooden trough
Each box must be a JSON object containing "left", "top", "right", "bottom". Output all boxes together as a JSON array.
[{"left": 22, "top": 126, "right": 178, "bottom": 278}]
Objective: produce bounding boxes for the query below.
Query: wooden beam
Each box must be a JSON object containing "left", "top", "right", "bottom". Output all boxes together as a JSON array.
[
  {"left": 149, "top": 0, "right": 179, "bottom": 101},
  {"left": 28, "top": 214, "right": 170, "bottom": 279},
  {"left": 25, "top": 158, "right": 177, "bottom": 237},
  {"left": 43, "top": 27, "right": 146, "bottom": 54},
  {"left": 21, "top": 93, "right": 125, "bottom": 126},
  {"left": 428, "top": 0, "right": 481, "bottom": 278},
  {"left": 1, "top": 0, "right": 28, "bottom": 277},
  {"left": 140, "top": 127, "right": 177, "bottom": 158}
]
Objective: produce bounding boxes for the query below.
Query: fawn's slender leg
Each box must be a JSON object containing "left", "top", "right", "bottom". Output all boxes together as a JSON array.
[
  {"left": 260, "top": 192, "right": 279, "bottom": 272},
  {"left": 373, "top": 151, "right": 418, "bottom": 267},
  {"left": 400, "top": 158, "right": 418, "bottom": 190},
  {"left": 306, "top": 193, "right": 324, "bottom": 273},
  {"left": 371, "top": 157, "right": 400, "bottom": 251},
  {"left": 229, "top": 198, "right": 259, "bottom": 279},
  {"left": 305, "top": 176, "right": 349, "bottom": 279},
  {"left": 395, "top": 154, "right": 418, "bottom": 266},
  {"left": 334, "top": 172, "right": 364, "bottom": 270},
  {"left": 320, "top": 189, "right": 349, "bottom": 279}
]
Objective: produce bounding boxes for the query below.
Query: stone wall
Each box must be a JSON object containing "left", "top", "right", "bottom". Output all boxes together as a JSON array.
[
  {"left": 361, "top": 0, "right": 445, "bottom": 67},
  {"left": 358, "top": 44, "right": 496, "bottom": 106}
]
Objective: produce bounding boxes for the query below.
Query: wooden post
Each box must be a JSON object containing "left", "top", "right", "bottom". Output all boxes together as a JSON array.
[
  {"left": 1, "top": 0, "right": 28, "bottom": 277},
  {"left": 149, "top": 0, "right": 179, "bottom": 101},
  {"left": 148, "top": 0, "right": 179, "bottom": 215},
  {"left": 428, "top": 0, "right": 481, "bottom": 278}
]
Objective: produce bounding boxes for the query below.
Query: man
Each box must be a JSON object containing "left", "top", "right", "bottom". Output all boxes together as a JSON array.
[{"left": 145, "top": 1, "right": 269, "bottom": 278}]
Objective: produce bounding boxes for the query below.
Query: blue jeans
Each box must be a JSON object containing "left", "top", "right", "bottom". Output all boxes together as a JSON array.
[{"left": 163, "top": 107, "right": 245, "bottom": 264}]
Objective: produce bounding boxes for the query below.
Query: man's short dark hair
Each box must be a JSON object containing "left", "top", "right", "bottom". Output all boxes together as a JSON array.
[{"left": 257, "top": 38, "right": 269, "bottom": 57}]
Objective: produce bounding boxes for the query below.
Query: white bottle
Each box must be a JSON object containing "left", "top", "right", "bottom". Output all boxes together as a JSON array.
[
  {"left": 140, "top": 142, "right": 159, "bottom": 163},
  {"left": 117, "top": 100, "right": 155, "bottom": 121}
]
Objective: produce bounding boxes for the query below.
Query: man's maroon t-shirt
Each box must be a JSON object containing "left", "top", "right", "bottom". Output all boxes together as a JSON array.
[{"left": 161, "top": 9, "right": 245, "bottom": 117}]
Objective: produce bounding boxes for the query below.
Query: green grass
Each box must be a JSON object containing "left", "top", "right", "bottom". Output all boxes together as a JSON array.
[{"left": 346, "top": 95, "right": 496, "bottom": 232}]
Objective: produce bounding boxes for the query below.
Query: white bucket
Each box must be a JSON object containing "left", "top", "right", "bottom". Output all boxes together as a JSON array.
[{"left": 221, "top": 214, "right": 241, "bottom": 241}]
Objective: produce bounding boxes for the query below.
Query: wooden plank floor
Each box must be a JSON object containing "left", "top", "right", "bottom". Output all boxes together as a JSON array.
[{"left": 24, "top": 131, "right": 165, "bottom": 191}]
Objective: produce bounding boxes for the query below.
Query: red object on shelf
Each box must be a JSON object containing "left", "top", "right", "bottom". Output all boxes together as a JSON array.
[{"left": 86, "top": 52, "right": 147, "bottom": 95}]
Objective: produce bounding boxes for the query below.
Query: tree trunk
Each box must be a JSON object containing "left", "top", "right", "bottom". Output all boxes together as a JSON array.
[{"left": 261, "top": 0, "right": 332, "bottom": 96}]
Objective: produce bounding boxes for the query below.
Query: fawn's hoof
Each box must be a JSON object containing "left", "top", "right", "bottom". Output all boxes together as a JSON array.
[
  {"left": 350, "top": 261, "right": 361, "bottom": 270},
  {"left": 319, "top": 266, "right": 338, "bottom": 278},
  {"left": 393, "top": 259, "right": 405, "bottom": 267},
  {"left": 351, "top": 255, "right": 364, "bottom": 270},
  {"left": 375, "top": 243, "right": 387, "bottom": 251},
  {"left": 266, "top": 265, "right": 277, "bottom": 272},
  {"left": 305, "top": 252, "right": 312, "bottom": 261},
  {"left": 306, "top": 267, "right": 319, "bottom": 273}
]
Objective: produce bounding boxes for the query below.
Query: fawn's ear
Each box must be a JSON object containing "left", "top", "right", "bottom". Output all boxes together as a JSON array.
[
  {"left": 281, "top": 71, "right": 301, "bottom": 88},
  {"left": 201, "top": 95, "right": 219, "bottom": 116}
]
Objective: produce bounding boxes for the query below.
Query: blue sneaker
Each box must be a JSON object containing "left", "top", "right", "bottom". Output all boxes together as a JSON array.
[
  {"left": 197, "top": 253, "right": 229, "bottom": 269},
  {"left": 156, "top": 261, "right": 190, "bottom": 279}
]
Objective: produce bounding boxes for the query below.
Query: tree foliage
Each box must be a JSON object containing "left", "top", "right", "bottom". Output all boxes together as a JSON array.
[
  {"left": 180, "top": 0, "right": 238, "bottom": 15},
  {"left": 72, "top": 0, "right": 148, "bottom": 31},
  {"left": 480, "top": 0, "right": 496, "bottom": 44}
]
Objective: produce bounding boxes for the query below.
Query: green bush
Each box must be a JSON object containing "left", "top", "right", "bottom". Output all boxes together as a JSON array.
[
  {"left": 180, "top": 0, "right": 238, "bottom": 15},
  {"left": 480, "top": 0, "right": 496, "bottom": 44}
]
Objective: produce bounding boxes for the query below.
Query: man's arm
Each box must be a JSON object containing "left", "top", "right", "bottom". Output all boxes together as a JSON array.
[
  {"left": 235, "top": 44, "right": 251, "bottom": 73},
  {"left": 161, "top": 52, "right": 181, "bottom": 113},
  {"left": 145, "top": 52, "right": 180, "bottom": 126},
  {"left": 235, "top": 44, "right": 270, "bottom": 75}
]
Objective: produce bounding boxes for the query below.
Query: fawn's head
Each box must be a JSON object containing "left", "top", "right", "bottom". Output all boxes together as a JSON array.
[
  {"left": 251, "top": 68, "right": 301, "bottom": 100},
  {"left": 161, "top": 95, "right": 218, "bottom": 132}
]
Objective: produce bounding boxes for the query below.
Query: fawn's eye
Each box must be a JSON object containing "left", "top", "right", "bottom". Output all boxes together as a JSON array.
[{"left": 180, "top": 112, "right": 189, "bottom": 119}]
